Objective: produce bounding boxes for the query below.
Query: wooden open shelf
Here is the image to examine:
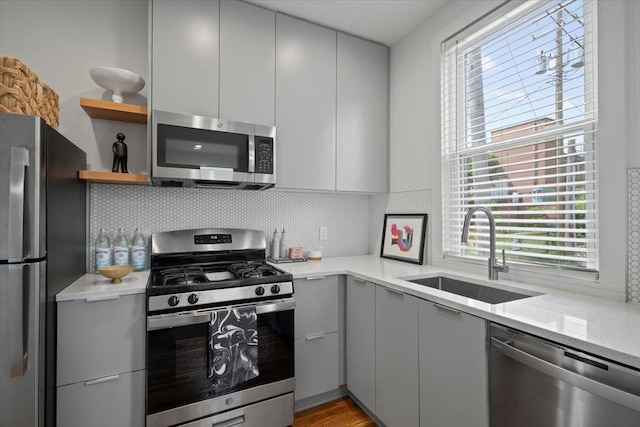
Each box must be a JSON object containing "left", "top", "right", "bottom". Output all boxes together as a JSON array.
[
  {"left": 79, "top": 98, "right": 148, "bottom": 124},
  {"left": 79, "top": 170, "right": 148, "bottom": 185}
]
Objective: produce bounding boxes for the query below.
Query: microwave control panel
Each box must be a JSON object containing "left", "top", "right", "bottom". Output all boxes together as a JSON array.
[{"left": 255, "top": 137, "right": 274, "bottom": 174}]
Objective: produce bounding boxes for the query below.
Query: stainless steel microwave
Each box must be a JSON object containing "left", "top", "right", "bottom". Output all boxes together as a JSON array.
[{"left": 151, "top": 110, "right": 276, "bottom": 190}]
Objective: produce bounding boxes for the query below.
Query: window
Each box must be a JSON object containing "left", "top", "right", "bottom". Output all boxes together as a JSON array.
[{"left": 441, "top": 0, "right": 598, "bottom": 271}]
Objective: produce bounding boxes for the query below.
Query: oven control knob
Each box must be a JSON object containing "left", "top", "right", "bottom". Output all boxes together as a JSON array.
[
  {"left": 168, "top": 295, "right": 180, "bottom": 307},
  {"left": 271, "top": 284, "right": 280, "bottom": 294},
  {"left": 188, "top": 294, "right": 199, "bottom": 305},
  {"left": 255, "top": 286, "right": 265, "bottom": 296}
]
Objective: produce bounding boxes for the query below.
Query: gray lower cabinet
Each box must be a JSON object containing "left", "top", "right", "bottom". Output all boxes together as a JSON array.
[
  {"left": 375, "top": 286, "right": 420, "bottom": 427},
  {"left": 345, "top": 277, "right": 376, "bottom": 412},
  {"left": 57, "top": 370, "right": 145, "bottom": 427},
  {"left": 56, "top": 293, "right": 146, "bottom": 426},
  {"left": 294, "top": 276, "right": 340, "bottom": 401},
  {"left": 295, "top": 331, "right": 340, "bottom": 400},
  {"left": 419, "top": 300, "right": 488, "bottom": 427}
]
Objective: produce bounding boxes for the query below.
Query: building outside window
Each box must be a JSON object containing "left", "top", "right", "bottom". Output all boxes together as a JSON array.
[{"left": 441, "top": 0, "right": 598, "bottom": 272}]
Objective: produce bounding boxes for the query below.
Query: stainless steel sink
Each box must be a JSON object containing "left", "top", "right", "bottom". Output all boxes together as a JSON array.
[{"left": 406, "top": 276, "right": 535, "bottom": 304}]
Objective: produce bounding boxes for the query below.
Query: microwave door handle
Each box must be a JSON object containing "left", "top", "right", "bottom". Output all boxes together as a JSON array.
[{"left": 248, "top": 134, "right": 255, "bottom": 173}]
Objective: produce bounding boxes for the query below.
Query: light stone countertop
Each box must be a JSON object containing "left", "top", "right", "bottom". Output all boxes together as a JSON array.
[
  {"left": 56, "top": 270, "right": 149, "bottom": 302},
  {"left": 274, "top": 255, "right": 640, "bottom": 369},
  {"left": 55, "top": 255, "right": 640, "bottom": 369}
]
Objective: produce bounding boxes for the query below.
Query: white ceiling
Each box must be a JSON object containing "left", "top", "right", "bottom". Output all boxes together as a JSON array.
[{"left": 243, "top": 0, "right": 449, "bottom": 46}]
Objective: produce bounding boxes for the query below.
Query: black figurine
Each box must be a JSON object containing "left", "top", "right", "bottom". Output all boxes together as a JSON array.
[{"left": 112, "top": 133, "right": 128, "bottom": 173}]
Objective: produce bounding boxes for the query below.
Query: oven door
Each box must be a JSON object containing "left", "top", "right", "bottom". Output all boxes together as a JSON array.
[{"left": 146, "top": 298, "right": 295, "bottom": 427}]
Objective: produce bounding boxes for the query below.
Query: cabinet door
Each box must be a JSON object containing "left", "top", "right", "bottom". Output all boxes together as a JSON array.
[
  {"left": 57, "top": 369, "right": 145, "bottom": 427},
  {"left": 419, "top": 301, "right": 488, "bottom": 427},
  {"left": 152, "top": 0, "right": 219, "bottom": 117},
  {"left": 375, "top": 286, "right": 419, "bottom": 427},
  {"left": 219, "top": 0, "right": 275, "bottom": 126},
  {"left": 337, "top": 33, "right": 389, "bottom": 193},
  {"left": 295, "top": 331, "right": 339, "bottom": 401},
  {"left": 294, "top": 276, "right": 339, "bottom": 339},
  {"left": 57, "top": 294, "right": 146, "bottom": 386},
  {"left": 276, "top": 14, "right": 336, "bottom": 190},
  {"left": 345, "top": 277, "right": 376, "bottom": 412}
]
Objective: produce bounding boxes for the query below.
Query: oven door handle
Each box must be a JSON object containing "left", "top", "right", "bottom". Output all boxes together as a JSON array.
[
  {"left": 147, "top": 298, "right": 296, "bottom": 331},
  {"left": 147, "top": 312, "right": 212, "bottom": 331}
]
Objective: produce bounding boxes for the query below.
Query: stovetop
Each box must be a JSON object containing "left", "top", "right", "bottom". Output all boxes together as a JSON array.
[{"left": 148, "top": 261, "right": 291, "bottom": 296}]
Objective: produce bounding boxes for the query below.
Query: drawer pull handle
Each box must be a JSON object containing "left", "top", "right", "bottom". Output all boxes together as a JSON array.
[
  {"left": 305, "top": 276, "right": 326, "bottom": 281},
  {"left": 353, "top": 278, "right": 366, "bottom": 284},
  {"left": 86, "top": 295, "right": 120, "bottom": 302},
  {"left": 386, "top": 288, "right": 404, "bottom": 297},
  {"left": 433, "top": 302, "right": 461, "bottom": 315},
  {"left": 213, "top": 415, "right": 245, "bottom": 427},
  {"left": 306, "top": 333, "right": 327, "bottom": 341},
  {"left": 84, "top": 374, "right": 120, "bottom": 386}
]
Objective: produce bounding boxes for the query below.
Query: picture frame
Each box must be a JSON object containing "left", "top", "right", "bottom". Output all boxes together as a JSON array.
[{"left": 380, "top": 213, "right": 428, "bottom": 265}]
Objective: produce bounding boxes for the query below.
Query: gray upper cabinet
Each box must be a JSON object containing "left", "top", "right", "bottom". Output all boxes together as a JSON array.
[
  {"left": 276, "top": 14, "right": 337, "bottom": 191},
  {"left": 345, "top": 276, "right": 376, "bottom": 412},
  {"left": 419, "top": 300, "right": 489, "bottom": 427},
  {"left": 219, "top": 1, "right": 275, "bottom": 126},
  {"left": 375, "top": 286, "right": 419, "bottom": 427},
  {"left": 151, "top": 0, "right": 219, "bottom": 117},
  {"left": 337, "top": 34, "right": 388, "bottom": 193}
]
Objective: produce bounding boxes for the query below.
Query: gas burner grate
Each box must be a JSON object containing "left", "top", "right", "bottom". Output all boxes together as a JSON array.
[
  {"left": 228, "top": 262, "right": 281, "bottom": 279},
  {"left": 159, "top": 265, "right": 208, "bottom": 287}
]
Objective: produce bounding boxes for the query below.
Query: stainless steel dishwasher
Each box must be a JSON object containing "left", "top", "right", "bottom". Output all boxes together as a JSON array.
[{"left": 490, "top": 323, "right": 640, "bottom": 427}]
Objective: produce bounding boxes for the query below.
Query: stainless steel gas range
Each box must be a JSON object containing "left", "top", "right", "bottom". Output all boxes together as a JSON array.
[{"left": 145, "top": 228, "right": 295, "bottom": 427}]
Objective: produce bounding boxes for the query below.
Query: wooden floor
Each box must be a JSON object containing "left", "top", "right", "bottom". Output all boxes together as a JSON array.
[{"left": 293, "top": 397, "right": 377, "bottom": 427}]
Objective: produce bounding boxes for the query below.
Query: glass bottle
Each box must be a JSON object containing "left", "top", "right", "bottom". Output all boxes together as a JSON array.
[
  {"left": 95, "top": 228, "right": 111, "bottom": 270},
  {"left": 113, "top": 228, "right": 130, "bottom": 266},
  {"left": 271, "top": 228, "right": 280, "bottom": 259},
  {"left": 280, "top": 228, "right": 287, "bottom": 258},
  {"left": 131, "top": 228, "right": 147, "bottom": 271}
]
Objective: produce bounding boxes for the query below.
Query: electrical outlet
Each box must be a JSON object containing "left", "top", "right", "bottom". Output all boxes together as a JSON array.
[{"left": 319, "top": 226, "right": 328, "bottom": 241}]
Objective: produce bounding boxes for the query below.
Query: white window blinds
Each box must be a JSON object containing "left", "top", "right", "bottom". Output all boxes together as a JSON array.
[{"left": 441, "top": 0, "right": 598, "bottom": 271}]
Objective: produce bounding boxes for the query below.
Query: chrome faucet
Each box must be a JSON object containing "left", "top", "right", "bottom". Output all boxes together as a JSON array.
[{"left": 461, "top": 206, "right": 509, "bottom": 280}]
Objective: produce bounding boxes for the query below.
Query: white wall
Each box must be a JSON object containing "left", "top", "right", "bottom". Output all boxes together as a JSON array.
[
  {"left": 0, "top": 0, "right": 148, "bottom": 173},
  {"left": 390, "top": 0, "right": 632, "bottom": 301}
]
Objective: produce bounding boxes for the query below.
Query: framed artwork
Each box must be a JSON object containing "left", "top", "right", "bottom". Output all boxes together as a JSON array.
[{"left": 380, "top": 213, "right": 428, "bottom": 265}]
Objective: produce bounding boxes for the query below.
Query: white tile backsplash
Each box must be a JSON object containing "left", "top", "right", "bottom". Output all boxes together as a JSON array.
[
  {"left": 89, "top": 184, "right": 369, "bottom": 271},
  {"left": 628, "top": 169, "right": 640, "bottom": 302},
  {"left": 88, "top": 180, "right": 639, "bottom": 303}
]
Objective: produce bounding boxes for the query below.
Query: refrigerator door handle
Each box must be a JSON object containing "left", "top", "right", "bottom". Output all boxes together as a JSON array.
[
  {"left": 8, "top": 264, "right": 27, "bottom": 377},
  {"left": 8, "top": 147, "right": 29, "bottom": 262}
]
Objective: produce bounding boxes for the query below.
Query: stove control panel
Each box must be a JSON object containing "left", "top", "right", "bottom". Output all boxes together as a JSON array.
[
  {"left": 194, "top": 234, "right": 232, "bottom": 245},
  {"left": 148, "top": 281, "right": 294, "bottom": 312}
]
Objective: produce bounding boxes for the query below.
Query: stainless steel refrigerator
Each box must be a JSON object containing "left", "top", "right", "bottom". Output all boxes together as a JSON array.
[{"left": 0, "top": 112, "right": 87, "bottom": 426}]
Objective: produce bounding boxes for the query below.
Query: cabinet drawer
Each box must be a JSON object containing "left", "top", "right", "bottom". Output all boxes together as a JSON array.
[
  {"left": 295, "top": 331, "right": 340, "bottom": 401},
  {"left": 294, "top": 276, "right": 339, "bottom": 339},
  {"left": 57, "top": 369, "right": 145, "bottom": 427},
  {"left": 57, "top": 293, "right": 145, "bottom": 386},
  {"left": 181, "top": 393, "right": 294, "bottom": 427}
]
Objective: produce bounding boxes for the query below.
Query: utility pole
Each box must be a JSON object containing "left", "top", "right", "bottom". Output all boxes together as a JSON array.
[{"left": 554, "top": 8, "right": 568, "bottom": 249}]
